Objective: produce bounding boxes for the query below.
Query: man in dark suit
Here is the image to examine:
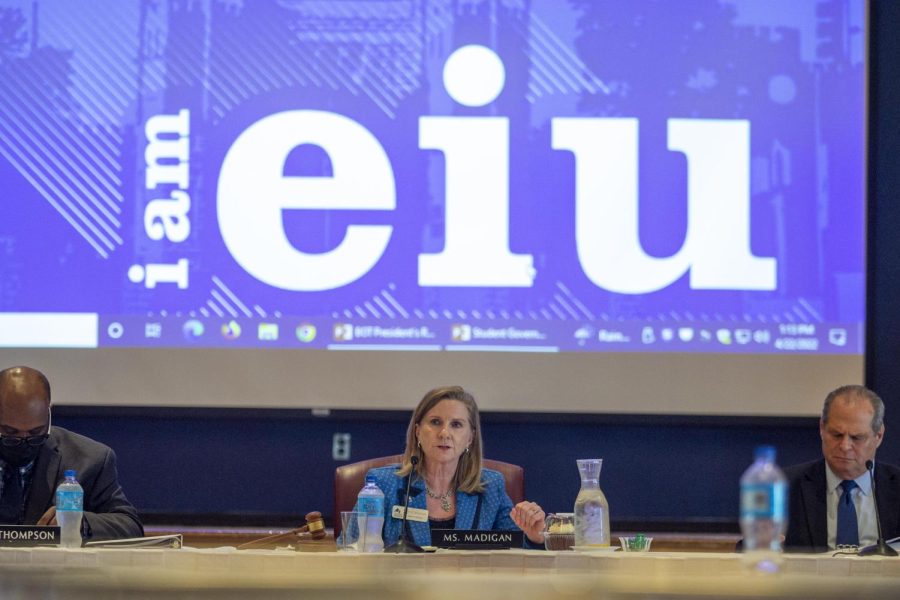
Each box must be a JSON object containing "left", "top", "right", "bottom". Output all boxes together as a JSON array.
[
  {"left": 785, "top": 385, "right": 900, "bottom": 552},
  {"left": 0, "top": 366, "right": 143, "bottom": 541}
]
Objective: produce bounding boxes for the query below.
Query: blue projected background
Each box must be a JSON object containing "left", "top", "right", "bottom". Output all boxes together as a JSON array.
[{"left": 0, "top": 0, "right": 866, "bottom": 360}]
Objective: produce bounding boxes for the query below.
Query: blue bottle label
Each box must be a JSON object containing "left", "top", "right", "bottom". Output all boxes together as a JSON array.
[
  {"left": 741, "top": 483, "right": 785, "bottom": 519},
  {"left": 358, "top": 495, "right": 384, "bottom": 516},
  {"left": 56, "top": 489, "right": 83, "bottom": 511}
]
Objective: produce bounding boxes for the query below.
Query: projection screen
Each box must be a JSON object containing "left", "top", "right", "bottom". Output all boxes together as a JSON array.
[{"left": 0, "top": 0, "right": 866, "bottom": 416}]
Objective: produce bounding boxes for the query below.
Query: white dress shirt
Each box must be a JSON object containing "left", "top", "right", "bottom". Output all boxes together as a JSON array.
[{"left": 825, "top": 463, "right": 878, "bottom": 549}]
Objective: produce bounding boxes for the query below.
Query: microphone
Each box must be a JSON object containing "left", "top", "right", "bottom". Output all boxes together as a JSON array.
[
  {"left": 237, "top": 511, "right": 327, "bottom": 550},
  {"left": 858, "top": 460, "right": 898, "bottom": 556},
  {"left": 384, "top": 455, "right": 424, "bottom": 553}
]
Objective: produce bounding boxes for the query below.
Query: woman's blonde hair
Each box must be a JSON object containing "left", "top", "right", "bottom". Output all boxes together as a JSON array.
[{"left": 396, "top": 386, "right": 484, "bottom": 494}]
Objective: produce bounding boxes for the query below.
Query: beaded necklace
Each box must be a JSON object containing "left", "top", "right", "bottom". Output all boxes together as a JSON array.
[{"left": 425, "top": 485, "right": 454, "bottom": 512}]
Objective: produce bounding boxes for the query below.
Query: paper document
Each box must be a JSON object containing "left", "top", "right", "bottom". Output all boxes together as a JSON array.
[{"left": 84, "top": 534, "right": 183, "bottom": 549}]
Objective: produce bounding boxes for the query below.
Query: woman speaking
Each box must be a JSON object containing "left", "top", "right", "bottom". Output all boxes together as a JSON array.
[{"left": 360, "top": 386, "right": 546, "bottom": 548}]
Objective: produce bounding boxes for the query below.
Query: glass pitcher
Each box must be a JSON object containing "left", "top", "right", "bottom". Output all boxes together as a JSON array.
[{"left": 574, "top": 458, "right": 610, "bottom": 546}]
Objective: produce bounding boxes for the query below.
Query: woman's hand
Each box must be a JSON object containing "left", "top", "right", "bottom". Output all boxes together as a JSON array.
[{"left": 510, "top": 501, "right": 546, "bottom": 544}]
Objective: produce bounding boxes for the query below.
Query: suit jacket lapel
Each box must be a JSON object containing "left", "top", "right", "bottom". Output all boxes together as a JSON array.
[
  {"left": 456, "top": 491, "right": 479, "bottom": 529},
  {"left": 802, "top": 461, "right": 828, "bottom": 549},
  {"left": 24, "top": 433, "right": 60, "bottom": 523}
]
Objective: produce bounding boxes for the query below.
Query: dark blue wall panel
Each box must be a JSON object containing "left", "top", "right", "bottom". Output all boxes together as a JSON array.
[{"left": 55, "top": 408, "right": 828, "bottom": 529}]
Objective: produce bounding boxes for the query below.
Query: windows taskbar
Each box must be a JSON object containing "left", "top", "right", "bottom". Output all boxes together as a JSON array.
[{"left": 0, "top": 313, "right": 861, "bottom": 354}]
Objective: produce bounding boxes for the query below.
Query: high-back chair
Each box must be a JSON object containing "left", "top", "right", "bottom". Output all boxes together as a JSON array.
[{"left": 333, "top": 455, "right": 524, "bottom": 537}]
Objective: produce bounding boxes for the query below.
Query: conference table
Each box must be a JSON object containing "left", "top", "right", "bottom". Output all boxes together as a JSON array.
[{"left": 3, "top": 541, "right": 900, "bottom": 599}]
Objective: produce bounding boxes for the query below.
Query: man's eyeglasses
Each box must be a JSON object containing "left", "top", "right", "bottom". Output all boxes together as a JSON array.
[
  {"left": 0, "top": 432, "right": 49, "bottom": 448},
  {"left": 0, "top": 408, "right": 52, "bottom": 448}
]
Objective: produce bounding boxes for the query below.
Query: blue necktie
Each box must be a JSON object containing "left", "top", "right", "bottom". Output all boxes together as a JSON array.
[{"left": 836, "top": 480, "right": 859, "bottom": 547}]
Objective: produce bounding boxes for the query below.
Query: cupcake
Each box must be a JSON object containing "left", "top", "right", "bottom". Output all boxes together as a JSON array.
[{"left": 543, "top": 513, "right": 575, "bottom": 551}]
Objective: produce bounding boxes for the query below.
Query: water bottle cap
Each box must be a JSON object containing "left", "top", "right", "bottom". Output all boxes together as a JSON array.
[
  {"left": 754, "top": 445, "right": 776, "bottom": 462},
  {"left": 64, "top": 469, "right": 77, "bottom": 479},
  {"left": 365, "top": 474, "right": 376, "bottom": 484}
]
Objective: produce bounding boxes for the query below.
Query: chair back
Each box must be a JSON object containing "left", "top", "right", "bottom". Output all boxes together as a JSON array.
[{"left": 333, "top": 454, "right": 524, "bottom": 536}]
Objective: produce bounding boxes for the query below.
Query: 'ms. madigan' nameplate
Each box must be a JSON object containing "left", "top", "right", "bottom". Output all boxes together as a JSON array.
[
  {"left": 0, "top": 525, "right": 60, "bottom": 547},
  {"left": 432, "top": 529, "right": 523, "bottom": 549}
]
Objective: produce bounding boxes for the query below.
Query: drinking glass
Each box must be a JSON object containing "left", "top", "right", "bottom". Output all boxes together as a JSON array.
[{"left": 338, "top": 511, "right": 361, "bottom": 551}]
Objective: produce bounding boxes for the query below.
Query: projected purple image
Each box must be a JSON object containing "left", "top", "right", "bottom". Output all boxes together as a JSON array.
[{"left": 0, "top": 0, "right": 865, "bottom": 355}]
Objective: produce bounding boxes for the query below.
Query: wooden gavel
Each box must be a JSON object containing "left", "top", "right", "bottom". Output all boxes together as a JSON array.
[{"left": 236, "top": 511, "right": 326, "bottom": 550}]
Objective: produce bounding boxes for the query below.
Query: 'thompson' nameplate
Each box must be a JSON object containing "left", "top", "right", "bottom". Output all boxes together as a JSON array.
[
  {"left": 0, "top": 525, "right": 61, "bottom": 547},
  {"left": 432, "top": 529, "right": 523, "bottom": 550}
]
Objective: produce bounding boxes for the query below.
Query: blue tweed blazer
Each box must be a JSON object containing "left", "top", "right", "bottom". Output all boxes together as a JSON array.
[{"left": 355, "top": 465, "right": 527, "bottom": 547}]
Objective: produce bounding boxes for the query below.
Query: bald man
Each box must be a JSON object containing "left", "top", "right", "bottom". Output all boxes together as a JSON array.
[
  {"left": 0, "top": 366, "right": 142, "bottom": 541},
  {"left": 784, "top": 385, "right": 900, "bottom": 552}
]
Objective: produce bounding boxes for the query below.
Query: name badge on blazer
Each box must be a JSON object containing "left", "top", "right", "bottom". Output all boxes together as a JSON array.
[{"left": 392, "top": 505, "right": 429, "bottom": 522}]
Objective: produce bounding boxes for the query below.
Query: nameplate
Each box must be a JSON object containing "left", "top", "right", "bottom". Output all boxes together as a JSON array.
[
  {"left": 432, "top": 529, "right": 523, "bottom": 550},
  {"left": 0, "top": 525, "right": 61, "bottom": 547}
]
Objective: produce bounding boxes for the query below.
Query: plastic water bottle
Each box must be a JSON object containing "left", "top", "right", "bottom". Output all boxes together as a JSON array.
[
  {"left": 56, "top": 469, "right": 84, "bottom": 548},
  {"left": 740, "top": 446, "right": 787, "bottom": 572},
  {"left": 357, "top": 474, "right": 385, "bottom": 553}
]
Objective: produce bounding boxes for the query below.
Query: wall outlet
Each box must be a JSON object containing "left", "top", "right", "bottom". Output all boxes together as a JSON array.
[{"left": 332, "top": 433, "right": 351, "bottom": 461}]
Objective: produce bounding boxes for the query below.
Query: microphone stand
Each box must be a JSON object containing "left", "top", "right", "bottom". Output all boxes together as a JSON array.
[
  {"left": 385, "top": 456, "right": 424, "bottom": 553},
  {"left": 858, "top": 460, "right": 898, "bottom": 557}
]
